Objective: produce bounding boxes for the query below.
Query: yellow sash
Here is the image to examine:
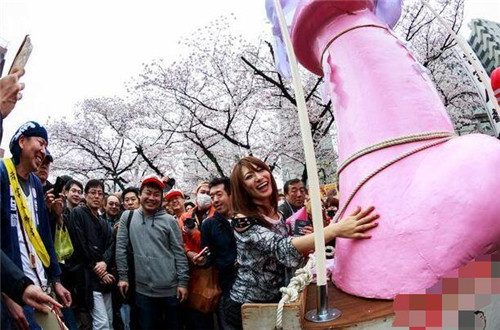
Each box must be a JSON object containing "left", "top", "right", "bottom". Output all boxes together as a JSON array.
[{"left": 3, "top": 158, "right": 50, "bottom": 267}]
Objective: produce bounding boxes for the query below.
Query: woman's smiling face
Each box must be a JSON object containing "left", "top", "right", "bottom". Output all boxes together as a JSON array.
[{"left": 241, "top": 164, "right": 273, "bottom": 203}]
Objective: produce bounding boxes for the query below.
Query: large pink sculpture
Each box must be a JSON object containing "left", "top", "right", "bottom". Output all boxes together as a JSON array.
[{"left": 291, "top": 0, "right": 500, "bottom": 299}]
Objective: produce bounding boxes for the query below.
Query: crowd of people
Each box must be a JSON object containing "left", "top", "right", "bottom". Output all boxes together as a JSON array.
[{"left": 1, "top": 71, "right": 379, "bottom": 330}]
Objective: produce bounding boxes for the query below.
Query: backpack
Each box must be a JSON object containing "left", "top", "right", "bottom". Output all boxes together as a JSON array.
[{"left": 124, "top": 210, "right": 135, "bottom": 304}]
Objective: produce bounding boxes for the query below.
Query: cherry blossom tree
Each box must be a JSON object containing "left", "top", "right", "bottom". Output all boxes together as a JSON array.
[
  {"left": 132, "top": 17, "right": 337, "bottom": 184},
  {"left": 395, "top": 0, "right": 484, "bottom": 131}
]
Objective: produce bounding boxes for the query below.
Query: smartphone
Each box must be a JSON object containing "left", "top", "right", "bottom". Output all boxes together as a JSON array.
[
  {"left": 293, "top": 219, "right": 312, "bottom": 237},
  {"left": 53, "top": 177, "right": 65, "bottom": 197},
  {"left": 194, "top": 247, "right": 209, "bottom": 259},
  {"left": 9, "top": 35, "right": 33, "bottom": 74}
]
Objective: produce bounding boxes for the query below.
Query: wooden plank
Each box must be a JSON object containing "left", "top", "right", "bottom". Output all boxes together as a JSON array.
[
  {"left": 303, "top": 284, "right": 394, "bottom": 329},
  {"left": 242, "top": 286, "right": 308, "bottom": 330}
]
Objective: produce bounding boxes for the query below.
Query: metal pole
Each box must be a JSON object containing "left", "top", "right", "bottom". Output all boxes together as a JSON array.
[
  {"left": 272, "top": 0, "right": 341, "bottom": 322},
  {"left": 305, "top": 285, "right": 341, "bottom": 322}
]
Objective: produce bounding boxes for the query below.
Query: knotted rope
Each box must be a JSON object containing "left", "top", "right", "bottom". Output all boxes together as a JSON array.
[
  {"left": 275, "top": 256, "right": 315, "bottom": 329},
  {"left": 275, "top": 247, "right": 335, "bottom": 329}
]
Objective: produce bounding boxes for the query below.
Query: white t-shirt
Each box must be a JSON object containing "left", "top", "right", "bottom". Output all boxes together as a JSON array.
[{"left": 12, "top": 185, "right": 48, "bottom": 287}]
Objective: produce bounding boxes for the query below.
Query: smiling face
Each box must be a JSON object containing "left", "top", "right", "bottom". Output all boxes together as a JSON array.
[
  {"left": 241, "top": 165, "right": 273, "bottom": 204},
  {"left": 65, "top": 183, "right": 82, "bottom": 208},
  {"left": 18, "top": 136, "right": 47, "bottom": 173},
  {"left": 168, "top": 195, "right": 185, "bottom": 215},
  {"left": 140, "top": 184, "right": 162, "bottom": 215},
  {"left": 105, "top": 195, "right": 121, "bottom": 217},
  {"left": 230, "top": 156, "right": 279, "bottom": 221}
]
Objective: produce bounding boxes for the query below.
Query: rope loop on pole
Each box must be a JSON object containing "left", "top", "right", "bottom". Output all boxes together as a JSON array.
[{"left": 275, "top": 256, "right": 316, "bottom": 329}]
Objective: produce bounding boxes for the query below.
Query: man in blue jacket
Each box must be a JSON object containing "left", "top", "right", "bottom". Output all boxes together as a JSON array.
[{"left": 0, "top": 121, "right": 72, "bottom": 329}]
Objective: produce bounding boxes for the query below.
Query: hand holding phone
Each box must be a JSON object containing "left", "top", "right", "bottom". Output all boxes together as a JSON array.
[
  {"left": 0, "top": 69, "right": 25, "bottom": 117},
  {"left": 53, "top": 177, "right": 66, "bottom": 197},
  {"left": 194, "top": 247, "right": 210, "bottom": 260}
]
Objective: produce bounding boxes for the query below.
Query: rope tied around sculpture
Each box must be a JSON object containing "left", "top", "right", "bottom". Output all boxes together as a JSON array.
[
  {"left": 275, "top": 247, "right": 335, "bottom": 329},
  {"left": 275, "top": 131, "right": 455, "bottom": 328},
  {"left": 333, "top": 131, "right": 456, "bottom": 222},
  {"left": 336, "top": 131, "right": 455, "bottom": 176}
]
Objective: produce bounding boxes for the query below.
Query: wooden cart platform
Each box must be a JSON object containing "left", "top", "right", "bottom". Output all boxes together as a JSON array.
[{"left": 242, "top": 284, "right": 394, "bottom": 329}]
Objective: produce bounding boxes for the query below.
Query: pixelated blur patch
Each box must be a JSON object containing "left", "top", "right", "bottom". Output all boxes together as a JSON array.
[{"left": 393, "top": 257, "right": 499, "bottom": 328}]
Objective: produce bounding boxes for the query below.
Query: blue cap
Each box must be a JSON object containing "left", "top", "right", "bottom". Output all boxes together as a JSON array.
[
  {"left": 45, "top": 149, "right": 53, "bottom": 163},
  {"left": 9, "top": 121, "right": 48, "bottom": 164}
]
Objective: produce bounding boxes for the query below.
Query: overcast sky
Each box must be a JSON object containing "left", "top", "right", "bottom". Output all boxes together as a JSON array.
[{"left": 1, "top": 0, "right": 499, "bottom": 153}]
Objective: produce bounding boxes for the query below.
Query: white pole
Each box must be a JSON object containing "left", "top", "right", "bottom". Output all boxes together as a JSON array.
[
  {"left": 421, "top": 0, "right": 500, "bottom": 137},
  {"left": 272, "top": 0, "right": 328, "bottom": 286}
]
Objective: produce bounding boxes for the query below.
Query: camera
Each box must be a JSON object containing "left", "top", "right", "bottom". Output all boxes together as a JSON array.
[
  {"left": 163, "top": 178, "right": 176, "bottom": 193},
  {"left": 327, "top": 209, "right": 337, "bottom": 218},
  {"left": 184, "top": 217, "right": 197, "bottom": 230}
]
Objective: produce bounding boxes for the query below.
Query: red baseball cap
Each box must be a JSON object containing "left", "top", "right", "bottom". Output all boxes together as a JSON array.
[
  {"left": 141, "top": 175, "right": 165, "bottom": 190},
  {"left": 165, "top": 189, "right": 184, "bottom": 201}
]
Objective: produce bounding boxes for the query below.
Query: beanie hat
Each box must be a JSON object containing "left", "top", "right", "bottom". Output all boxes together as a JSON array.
[{"left": 9, "top": 121, "right": 48, "bottom": 164}]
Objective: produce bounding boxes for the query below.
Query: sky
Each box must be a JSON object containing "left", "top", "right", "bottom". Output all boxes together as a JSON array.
[{"left": 1, "top": 0, "right": 499, "bottom": 154}]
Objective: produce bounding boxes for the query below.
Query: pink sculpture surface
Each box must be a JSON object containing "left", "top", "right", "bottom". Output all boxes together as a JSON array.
[{"left": 291, "top": 0, "right": 500, "bottom": 299}]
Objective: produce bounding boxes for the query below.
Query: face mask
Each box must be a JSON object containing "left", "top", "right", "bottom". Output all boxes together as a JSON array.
[{"left": 196, "top": 193, "right": 212, "bottom": 210}]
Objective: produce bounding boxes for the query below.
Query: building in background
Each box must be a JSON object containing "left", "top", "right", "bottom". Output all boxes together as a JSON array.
[{"left": 468, "top": 19, "right": 500, "bottom": 75}]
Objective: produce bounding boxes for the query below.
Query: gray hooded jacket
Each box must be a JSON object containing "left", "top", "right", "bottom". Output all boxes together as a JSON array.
[{"left": 115, "top": 208, "right": 189, "bottom": 297}]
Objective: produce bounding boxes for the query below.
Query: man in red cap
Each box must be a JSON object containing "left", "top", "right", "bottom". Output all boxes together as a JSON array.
[
  {"left": 115, "top": 175, "right": 188, "bottom": 330},
  {"left": 165, "top": 189, "right": 186, "bottom": 220}
]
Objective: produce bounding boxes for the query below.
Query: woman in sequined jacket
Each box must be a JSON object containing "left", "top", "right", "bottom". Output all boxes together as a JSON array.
[{"left": 223, "top": 156, "right": 380, "bottom": 329}]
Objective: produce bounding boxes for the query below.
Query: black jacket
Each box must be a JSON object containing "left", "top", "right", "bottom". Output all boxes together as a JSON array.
[
  {"left": 200, "top": 212, "right": 237, "bottom": 296},
  {"left": 278, "top": 201, "right": 299, "bottom": 220},
  {"left": 67, "top": 205, "right": 115, "bottom": 308}
]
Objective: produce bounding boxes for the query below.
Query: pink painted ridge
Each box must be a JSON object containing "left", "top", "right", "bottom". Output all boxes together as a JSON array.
[{"left": 292, "top": 0, "right": 500, "bottom": 299}]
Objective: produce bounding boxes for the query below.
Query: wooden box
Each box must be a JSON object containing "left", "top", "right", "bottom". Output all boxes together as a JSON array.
[
  {"left": 241, "top": 284, "right": 395, "bottom": 329},
  {"left": 241, "top": 286, "right": 308, "bottom": 330}
]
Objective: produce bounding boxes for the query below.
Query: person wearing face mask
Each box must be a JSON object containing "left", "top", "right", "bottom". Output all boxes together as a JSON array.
[
  {"left": 177, "top": 182, "right": 216, "bottom": 329},
  {"left": 177, "top": 182, "right": 215, "bottom": 262}
]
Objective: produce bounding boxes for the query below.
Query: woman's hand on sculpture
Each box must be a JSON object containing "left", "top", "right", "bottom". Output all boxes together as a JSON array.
[{"left": 331, "top": 206, "right": 379, "bottom": 239}]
